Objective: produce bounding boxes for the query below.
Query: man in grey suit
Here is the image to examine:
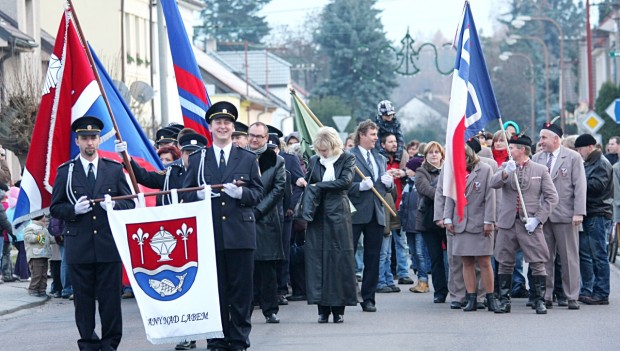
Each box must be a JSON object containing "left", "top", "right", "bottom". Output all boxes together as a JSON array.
[
  {"left": 490, "top": 134, "right": 558, "bottom": 314},
  {"left": 533, "top": 123, "right": 586, "bottom": 310},
  {"left": 348, "top": 120, "right": 394, "bottom": 312}
]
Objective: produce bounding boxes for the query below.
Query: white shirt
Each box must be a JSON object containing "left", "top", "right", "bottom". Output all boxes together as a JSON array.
[
  {"left": 358, "top": 145, "right": 378, "bottom": 180},
  {"left": 212, "top": 143, "right": 233, "bottom": 166},
  {"left": 79, "top": 155, "right": 99, "bottom": 179},
  {"left": 548, "top": 147, "right": 561, "bottom": 173}
]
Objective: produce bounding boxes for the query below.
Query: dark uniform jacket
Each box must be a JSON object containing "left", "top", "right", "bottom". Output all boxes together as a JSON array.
[
  {"left": 182, "top": 146, "right": 263, "bottom": 251},
  {"left": 130, "top": 158, "right": 185, "bottom": 206},
  {"left": 254, "top": 149, "right": 286, "bottom": 261},
  {"left": 50, "top": 157, "right": 135, "bottom": 264}
]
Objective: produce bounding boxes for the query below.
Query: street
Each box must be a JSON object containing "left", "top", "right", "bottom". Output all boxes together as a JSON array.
[{"left": 1, "top": 261, "right": 619, "bottom": 351}]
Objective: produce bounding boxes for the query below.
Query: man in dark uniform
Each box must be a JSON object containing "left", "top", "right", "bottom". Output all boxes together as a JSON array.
[
  {"left": 182, "top": 101, "right": 263, "bottom": 351},
  {"left": 50, "top": 116, "right": 135, "bottom": 351},
  {"left": 232, "top": 121, "right": 249, "bottom": 149},
  {"left": 155, "top": 126, "right": 179, "bottom": 149},
  {"left": 116, "top": 133, "right": 207, "bottom": 207}
]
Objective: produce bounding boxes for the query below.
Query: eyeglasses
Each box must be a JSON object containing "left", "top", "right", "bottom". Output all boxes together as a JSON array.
[{"left": 248, "top": 134, "right": 266, "bottom": 140}]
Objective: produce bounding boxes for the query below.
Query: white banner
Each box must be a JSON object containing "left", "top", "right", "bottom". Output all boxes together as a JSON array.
[{"left": 106, "top": 192, "right": 222, "bottom": 344}]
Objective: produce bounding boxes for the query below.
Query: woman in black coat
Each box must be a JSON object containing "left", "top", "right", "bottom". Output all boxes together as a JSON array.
[
  {"left": 415, "top": 141, "right": 449, "bottom": 303},
  {"left": 303, "top": 127, "right": 358, "bottom": 323}
]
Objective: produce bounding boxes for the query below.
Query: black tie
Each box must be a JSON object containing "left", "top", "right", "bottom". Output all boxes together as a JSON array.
[
  {"left": 366, "top": 151, "right": 375, "bottom": 180},
  {"left": 87, "top": 163, "right": 96, "bottom": 188},
  {"left": 219, "top": 149, "right": 226, "bottom": 173}
]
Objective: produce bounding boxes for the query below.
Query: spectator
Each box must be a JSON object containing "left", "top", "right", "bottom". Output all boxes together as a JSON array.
[
  {"left": 48, "top": 217, "right": 63, "bottom": 298},
  {"left": 303, "top": 127, "right": 358, "bottom": 323},
  {"left": 1, "top": 189, "right": 17, "bottom": 282},
  {"left": 0, "top": 145, "right": 11, "bottom": 187},
  {"left": 4, "top": 186, "right": 29, "bottom": 281},
  {"left": 503, "top": 121, "right": 520, "bottom": 137},
  {"left": 156, "top": 144, "right": 181, "bottom": 165},
  {"left": 24, "top": 215, "right": 54, "bottom": 297},
  {"left": 492, "top": 130, "right": 510, "bottom": 167},
  {"left": 344, "top": 133, "right": 355, "bottom": 151},
  {"left": 604, "top": 136, "right": 619, "bottom": 165},
  {"left": 285, "top": 131, "right": 300, "bottom": 147},
  {"left": 49, "top": 216, "right": 72, "bottom": 299},
  {"left": 575, "top": 134, "right": 613, "bottom": 305},
  {"left": 374, "top": 100, "right": 405, "bottom": 162},
  {"left": 406, "top": 140, "right": 420, "bottom": 158}
]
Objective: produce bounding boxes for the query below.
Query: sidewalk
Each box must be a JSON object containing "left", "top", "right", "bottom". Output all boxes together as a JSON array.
[{"left": 0, "top": 279, "right": 50, "bottom": 316}]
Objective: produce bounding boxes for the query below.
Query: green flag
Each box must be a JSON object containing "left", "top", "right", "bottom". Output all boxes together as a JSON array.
[{"left": 291, "top": 93, "right": 321, "bottom": 158}]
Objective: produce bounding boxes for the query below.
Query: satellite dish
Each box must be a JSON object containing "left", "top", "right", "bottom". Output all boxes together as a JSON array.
[
  {"left": 130, "top": 81, "right": 155, "bottom": 104},
  {"left": 113, "top": 80, "right": 131, "bottom": 103}
]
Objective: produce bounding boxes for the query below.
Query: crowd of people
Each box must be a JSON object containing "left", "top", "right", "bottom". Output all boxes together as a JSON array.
[{"left": 0, "top": 99, "right": 618, "bottom": 351}]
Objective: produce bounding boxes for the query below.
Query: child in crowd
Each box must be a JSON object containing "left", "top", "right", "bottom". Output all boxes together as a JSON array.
[
  {"left": 375, "top": 100, "right": 405, "bottom": 162},
  {"left": 23, "top": 215, "right": 53, "bottom": 297}
]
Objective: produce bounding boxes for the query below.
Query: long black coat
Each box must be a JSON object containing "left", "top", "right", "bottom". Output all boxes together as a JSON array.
[
  {"left": 254, "top": 149, "right": 286, "bottom": 261},
  {"left": 305, "top": 152, "right": 359, "bottom": 306}
]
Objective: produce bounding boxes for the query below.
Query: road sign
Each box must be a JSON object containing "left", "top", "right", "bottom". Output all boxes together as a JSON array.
[
  {"left": 332, "top": 115, "right": 351, "bottom": 132},
  {"left": 581, "top": 111, "right": 605, "bottom": 134},
  {"left": 610, "top": 50, "right": 620, "bottom": 57},
  {"left": 605, "top": 98, "right": 620, "bottom": 123}
]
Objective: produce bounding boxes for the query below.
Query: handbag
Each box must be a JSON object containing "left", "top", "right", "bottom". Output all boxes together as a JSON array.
[{"left": 294, "top": 160, "right": 322, "bottom": 221}]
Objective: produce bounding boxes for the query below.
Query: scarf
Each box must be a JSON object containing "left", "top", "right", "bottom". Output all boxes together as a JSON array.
[
  {"left": 319, "top": 152, "right": 341, "bottom": 181},
  {"left": 492, "top": 148, "right": 509, "bottom": 167},
  {"left": 248, "top": 144, "right": 267, "bottom": 157}
]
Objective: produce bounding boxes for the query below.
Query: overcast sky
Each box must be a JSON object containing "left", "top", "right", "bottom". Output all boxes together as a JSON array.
[{"left": 260, "top": 0, "right": 509, "bottom": 43}]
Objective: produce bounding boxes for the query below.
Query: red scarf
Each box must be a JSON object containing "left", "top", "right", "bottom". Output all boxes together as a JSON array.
[{"left": 492, "top": 148, "right": 509, "bottom": 167}]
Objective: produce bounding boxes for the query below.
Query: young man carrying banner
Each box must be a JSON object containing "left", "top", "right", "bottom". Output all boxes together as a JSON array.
[
  {"left": 50, "top": 116, "right": 135, "bottom": 351},
  {"left": 183, "top": 101, "right": 263, "bottom": 351}
]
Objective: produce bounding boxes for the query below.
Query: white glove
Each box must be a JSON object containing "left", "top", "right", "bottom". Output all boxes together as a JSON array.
[
  {"left": 99, "top": 200, "right": 116, "bottom": 211},
  {"left": 197, "top": 187, "right": 207, "bottom": 200},
  {"left": 503, "top": 160, "right": 517, "bottom": 175},
  {"left": 525, "top": 217, "right": 540, "bottom": 232},
  {"left": 114, "top": 140, "right": 127, "bottom": 154},
  {"left": 74, "top": 196, "right": 92, "bottom": 215},
  {"left": 381, "top": 173, "right": 393, "bottom": 187},
  {"left": 222, "top": 183, "right": 243, "bottom": 199},
  {"left": 359, "top": 178, "right": 374, "bottom": 191}
]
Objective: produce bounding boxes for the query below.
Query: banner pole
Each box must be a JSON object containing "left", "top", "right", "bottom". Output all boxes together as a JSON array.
[
  {"left": 290, "top": 88, "right": 397, "bottom": 217},
  {"left": 66, "top": 0, "right": 141, "bottom": 194}
]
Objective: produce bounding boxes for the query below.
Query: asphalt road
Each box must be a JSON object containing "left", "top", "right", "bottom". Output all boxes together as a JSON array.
[{"left": 2, "top": 262, "right": 619, "bottom": 351}]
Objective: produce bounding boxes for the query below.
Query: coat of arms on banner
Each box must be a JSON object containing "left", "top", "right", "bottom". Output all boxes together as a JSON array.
[{"left": 126, "top": 217, "right": 198, "bottom": 301}]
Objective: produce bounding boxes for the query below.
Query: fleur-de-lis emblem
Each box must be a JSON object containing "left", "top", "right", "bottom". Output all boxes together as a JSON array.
[
  {"left": 176, "top": 223, "right": 193, "bottom": 260},
  {"left": 132, "top": 228, "right": 149, "bottom": 264}
]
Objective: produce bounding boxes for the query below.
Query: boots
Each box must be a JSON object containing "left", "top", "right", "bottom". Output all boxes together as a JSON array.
[
  {"left": 494, "top": 274, "right": 512, "bottom": 314},
  {"left": 533, "top": 275, "right": 547, "bottom": 315},
  {"left": 462, "top": 293, "right": 477, "bottom": 312},
  {"left": 486, "top": 293, "right": 500, "bottom": 312}
]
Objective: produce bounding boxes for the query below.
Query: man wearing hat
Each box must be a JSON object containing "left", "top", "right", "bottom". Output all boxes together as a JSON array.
[
  {"left": 50, "top": 116, "right": 135, "bottom": 351},
  {"left": 154, "top": 126, "right": 179, "bottom": 149},
  {"left": 246, "top": 122, "right": 286, "bottom": 323},
  {"left": 232, "top": 121, "right": 249, "bottom": 148},
  {"left": 490, "top": 134, "right": 558, "bottom": 314},
  {"left": 183, "top": 101, "right": 263, "bottom": 351},
  {"left": 574, "top": 133, "right": 613, "bottom": 305},
  {"left": 532, "top": 123, "right": 586, "bottom": 310}
]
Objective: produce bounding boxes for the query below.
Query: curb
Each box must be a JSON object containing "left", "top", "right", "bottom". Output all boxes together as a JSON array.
[{"left": 0, "top": 295, "right": 50, "bottom": 317}]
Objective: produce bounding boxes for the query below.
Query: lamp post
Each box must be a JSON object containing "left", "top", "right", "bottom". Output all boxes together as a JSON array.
[
  {"left": 500, "top": 51, "right": 536, "bottom": 135},
  {"left": 512, "top": 15, "right": 565, "bottom": 131},
  {"left": 506, "top": 34, "right": 550, "bottom": 122}
]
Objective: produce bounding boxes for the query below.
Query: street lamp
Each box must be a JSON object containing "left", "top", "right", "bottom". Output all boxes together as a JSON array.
[
  {"left": 500, "top": 51, "right": 536, "bottom": 135},
  {"left": 506, "top": 34, "right": 550, "bottom": 122},
  {"left": 511, "top": 15, "right": 565, "bottom": 131}
]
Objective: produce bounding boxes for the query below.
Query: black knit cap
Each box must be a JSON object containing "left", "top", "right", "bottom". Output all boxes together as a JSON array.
[
  {"left": 508, "top": 134, "right": 532, "bottom": 147},
  {"left": 574, "top": 133, "right": 597, "bottom": 148},
  {"left": 541, "top": 122, "right": 563, "bottom": 138},
  {"left": 466, "top": 137, "right": 482, "bottom": 153}
]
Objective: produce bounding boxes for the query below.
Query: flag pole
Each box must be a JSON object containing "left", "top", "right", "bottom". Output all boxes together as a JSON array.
[
  {"left": 66, "top": 0, "right": 140, "bottom": 194},
  {"left": 290, "top": 88, "right": 398, "bottom": 218},
  {"left": 497, "top": 118, "right": 530, "bottom": 224}
]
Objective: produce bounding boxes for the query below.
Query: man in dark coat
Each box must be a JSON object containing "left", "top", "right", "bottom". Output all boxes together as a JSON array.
[
  {"left": 248, "top": 122, "right": 286, "bottom": 323},
  {"left": 183, "top": 102, "right": 263, "bottom": 351},
  {"left": 348, "top": 120, "right": 394, "bottom": 312},
  {"left": 50, "top": 116, "right": 135, "bottom": 351}
]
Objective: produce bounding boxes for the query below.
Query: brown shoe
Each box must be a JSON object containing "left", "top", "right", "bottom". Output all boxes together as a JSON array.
[{"left": 409, "top": 281, "right": 429, "bottom": 293}]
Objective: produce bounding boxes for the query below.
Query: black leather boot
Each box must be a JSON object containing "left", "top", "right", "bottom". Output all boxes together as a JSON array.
[
  {"left": 494, "top": 274, "right": 512, "bottom": 314},
  {"left": 486, "top": 293, "right": 500, "bottom": 312},
  {"left": 533, "top": 275, "right": 547, "bottom": 315},
  {"left": 462, "top": 293, "right": 477, "bottom": 312}
]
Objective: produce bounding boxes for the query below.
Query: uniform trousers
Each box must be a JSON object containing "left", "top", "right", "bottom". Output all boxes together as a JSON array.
[
  {"left": 69, "top": 262, "right": 122, "bottom": 351},
  {"left": 542, "top": 222, "right": 580, "bottom": 300},
  {"left": 209, "top": 249, "right": 254, "bottom": 350},
  {"left": 352, "top": 217, "right": 384, "bottom": 305},
  {"left": 495, "top": 218, "right": 549, "bottom": 276}
]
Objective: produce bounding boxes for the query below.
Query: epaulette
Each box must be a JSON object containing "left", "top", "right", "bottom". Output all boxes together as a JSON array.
[
  {"left": 58, "top": 159, "right": 76, "bottom": 168},
  {"left": 101, "top": 157, "right": 122, "bottom": 165}
]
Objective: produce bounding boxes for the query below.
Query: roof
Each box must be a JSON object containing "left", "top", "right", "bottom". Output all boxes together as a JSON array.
[
  {"left": 215, "top": 50, "right": 291, "bottom": 86},
  {"left": 0, "top": 10, "right": 37, "bottom": 50}
]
